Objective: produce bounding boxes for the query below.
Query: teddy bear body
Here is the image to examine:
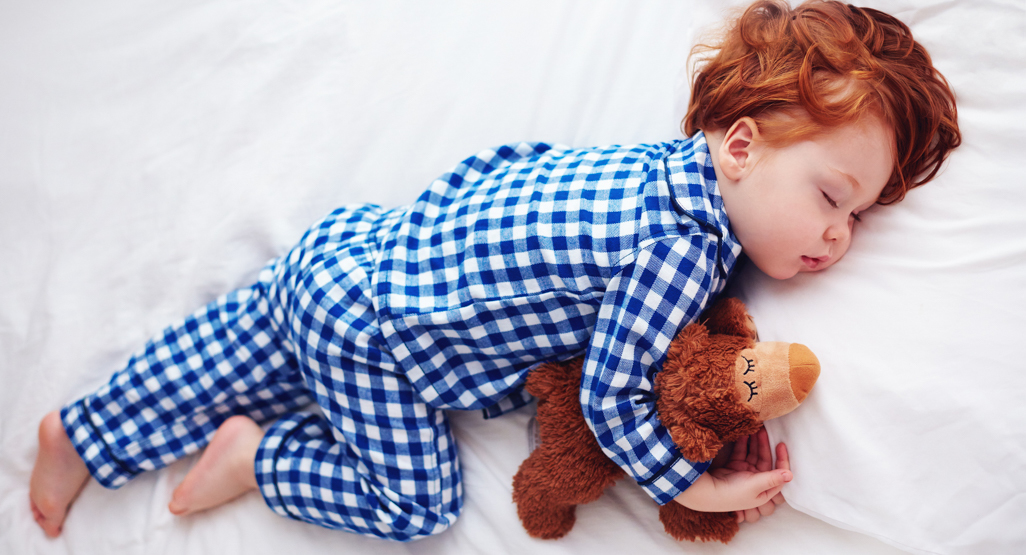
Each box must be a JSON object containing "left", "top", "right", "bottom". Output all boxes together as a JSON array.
[{"left": 511, "top": 298, "right": 820, "bottom": 544}]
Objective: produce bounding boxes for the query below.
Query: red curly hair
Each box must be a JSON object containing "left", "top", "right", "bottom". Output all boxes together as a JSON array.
[{"left": 683, "top": 0, "right": 961, "bottom": 204}]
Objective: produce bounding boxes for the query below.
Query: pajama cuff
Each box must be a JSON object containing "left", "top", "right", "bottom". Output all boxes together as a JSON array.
[
  {"left": 638, "top": 454, "right": 711, "bottom": 505},
  {"left": 254, "top": 412, "right": 318, "bottom": 521},
  {"left": 60, "top": 400, "right": 138, "bottom": 489},
  {"left": 480, "top": 385, "right": 534, "bottom": 419}
]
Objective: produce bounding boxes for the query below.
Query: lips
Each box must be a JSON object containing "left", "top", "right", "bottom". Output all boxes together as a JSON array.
[{"left": 802, "top": 256, "right": 827, "bottom": 270}]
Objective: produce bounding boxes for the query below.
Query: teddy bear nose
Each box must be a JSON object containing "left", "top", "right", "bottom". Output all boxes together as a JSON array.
[{"left": 788, "top": 343, "right": 820, "bottom": 404}]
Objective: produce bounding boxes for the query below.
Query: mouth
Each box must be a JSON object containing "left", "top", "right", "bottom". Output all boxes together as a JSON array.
[{"left": 801, "top": 256, "right": 828, "bottom": 270}]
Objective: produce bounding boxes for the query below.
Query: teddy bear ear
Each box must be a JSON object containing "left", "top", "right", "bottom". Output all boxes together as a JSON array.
[
  {"left": 699, "top": 297, "right": 757, "bottom": 339},
  {"left": 668, "top": 419, "right": 723, "bottom": 462}
]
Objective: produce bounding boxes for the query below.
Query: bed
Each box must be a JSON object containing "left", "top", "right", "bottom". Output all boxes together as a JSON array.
[{"left": 2, "top": 1, "right": 1023, "bottom": 554}]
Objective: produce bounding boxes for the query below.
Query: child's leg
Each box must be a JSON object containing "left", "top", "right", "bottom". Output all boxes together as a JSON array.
[
  {"left": 254, "top": 383, "right": 461, "bottom": 542},
  {"left": 162, "top": 372, "right": 463, "bottom": 537},
  {"left": 29, "top": 411, "right": 91, "bottom": 537},
  {"left": 31, "top": 260, "right": 312, "bottom": 535},
  {"left": 60, "top": 270, "right": 312, "bottom": 486},
  {"left": 167, "top": 414, "right": 264, "bottom": 515},
  {"left": 247, "top": 209, "right": 462, "bottom": 541}
]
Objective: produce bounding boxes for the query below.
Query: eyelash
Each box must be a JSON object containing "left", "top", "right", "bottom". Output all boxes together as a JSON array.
[{"left": 822, "top": 192, "right": 862, "bottom": 222}]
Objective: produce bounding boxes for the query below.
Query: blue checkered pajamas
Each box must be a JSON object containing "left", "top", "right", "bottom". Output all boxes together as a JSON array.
[{"left": 61, "top": 132, "right": 742, "bottom": 541}]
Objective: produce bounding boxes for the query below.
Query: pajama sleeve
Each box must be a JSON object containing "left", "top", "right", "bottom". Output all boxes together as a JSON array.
[{"left": 579, "top": 233, "right": 716, "bottom": 505}]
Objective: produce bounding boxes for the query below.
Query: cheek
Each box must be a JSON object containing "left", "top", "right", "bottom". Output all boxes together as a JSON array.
[
  {"left": 784, "top": 218, "right": 822, "bottom": 247},
  {"left": 826, "top": 232, "right": 853, "bottom": 268}
]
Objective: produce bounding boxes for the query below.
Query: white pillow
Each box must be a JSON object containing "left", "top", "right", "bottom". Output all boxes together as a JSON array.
[{"left": 735, "top": 2, "right": 1026, "bottom": 553}]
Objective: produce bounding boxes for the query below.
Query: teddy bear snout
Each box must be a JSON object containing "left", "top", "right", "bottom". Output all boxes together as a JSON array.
[{"left": 788, "top": 343, "right": 820, "bottom": 404}]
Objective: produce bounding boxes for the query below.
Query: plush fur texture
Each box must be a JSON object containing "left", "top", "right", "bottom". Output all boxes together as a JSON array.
[
  {"left": 511, "top": 358, "right": 624, "bottom": 539},
  {"left": 512, "top": 297, "right": 773, "bottom": 544},
  {"left": 655, "top": 315, "right": 762, "bottom": 462}
]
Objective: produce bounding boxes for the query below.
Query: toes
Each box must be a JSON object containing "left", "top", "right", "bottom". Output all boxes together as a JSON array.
[
  {"left": 168, "top": 484, "right": 186, "bottom": 515},
  {"left": 168, "top": 488, "right": 191, "bottom": 515},
  {"left": 31, "top": 498, "right": 66, "bottom": 537},
  {"left": 36, "top": 515, "right": 62, "bottom": 538}
]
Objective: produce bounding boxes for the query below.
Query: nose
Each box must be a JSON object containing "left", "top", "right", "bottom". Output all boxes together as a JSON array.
[
  {"left": 824, "top": 219, "right": 850, "bottom": 243},
  {"left": 788, "top": 343, "right": 820, "bottom": 403}
]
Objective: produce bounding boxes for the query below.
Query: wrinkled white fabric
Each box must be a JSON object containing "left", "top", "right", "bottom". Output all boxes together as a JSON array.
[{"left": 1, "top": 1, "right": 1022, "bottom": 554}]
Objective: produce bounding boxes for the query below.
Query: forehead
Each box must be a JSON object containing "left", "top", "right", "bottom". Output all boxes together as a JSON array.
[{"left": 796, "top": 118, "right": 895, "bottom": 196}]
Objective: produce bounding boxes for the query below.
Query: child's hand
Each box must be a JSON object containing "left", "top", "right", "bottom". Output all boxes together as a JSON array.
[
  {"left": 717, "top": 428, "right": 790, "bottom": 524},
  {"left": 673, "top": 427, "right": 791, "bottom": 523}
]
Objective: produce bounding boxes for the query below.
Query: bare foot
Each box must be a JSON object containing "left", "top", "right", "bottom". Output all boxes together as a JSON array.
[
  {"left": 29, "top": 411, "right": 91, "bottom": 538},
  {"left": 168, "top": 415, "right": 263, "bottom": 516}
]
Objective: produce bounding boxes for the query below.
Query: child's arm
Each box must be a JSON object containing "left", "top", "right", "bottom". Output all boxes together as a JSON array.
[
  {"left": 580, "top": 236, "right": 721, "bottom": 505},
  {"left": 675, "top": 429, "right": 791, "bottom": 522},
  {"left": 580, "top": 233, "right": 787, "bottom": 515}
]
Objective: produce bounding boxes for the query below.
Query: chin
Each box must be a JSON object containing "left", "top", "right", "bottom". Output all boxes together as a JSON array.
[
  {"left": 755, "top": 263, "right": 800, "bottom": 281},
  {"left": 772, "top": 269, "right": 801, "bottom": 280}
]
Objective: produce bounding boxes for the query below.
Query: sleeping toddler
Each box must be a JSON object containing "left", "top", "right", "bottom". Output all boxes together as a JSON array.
[{"left": 30, "top": 0, "right": 960, "bottom": 541}]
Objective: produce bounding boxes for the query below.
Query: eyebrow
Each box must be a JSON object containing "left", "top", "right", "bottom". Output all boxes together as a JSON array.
[{"left": 831, "top": 168, "right": 861, "bottom": 190}]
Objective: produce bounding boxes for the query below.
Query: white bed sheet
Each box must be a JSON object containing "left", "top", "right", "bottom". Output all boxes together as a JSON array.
[{"left": 1, "top": 1, "right": 1022, "bottom": 554}]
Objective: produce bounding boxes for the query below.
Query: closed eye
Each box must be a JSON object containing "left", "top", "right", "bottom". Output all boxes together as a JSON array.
[
  {"left": 742, "top": 356, "right": 755, "bottom": 375},
  {"left": 825, "top": 192, "right": 863, "bottom": 223}
]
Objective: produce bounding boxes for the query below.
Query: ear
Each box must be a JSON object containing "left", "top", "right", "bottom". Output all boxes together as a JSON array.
[
  {"left": 701, "top": 297, "right": 757, "bottom": 340},
  {"left": 717, "top": 117, "right": 759, "bottom": 181},
  {"left": 668, "top": 418, "right": 723, "bottom": 462}
]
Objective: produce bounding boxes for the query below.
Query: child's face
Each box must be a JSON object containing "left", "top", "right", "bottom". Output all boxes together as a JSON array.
[{"left": 716, "top": 117, "right": 894, "bottom": 280}]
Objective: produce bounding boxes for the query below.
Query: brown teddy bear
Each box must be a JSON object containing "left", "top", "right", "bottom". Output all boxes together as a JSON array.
[{"left": 512, "top": 297, "right": 820, "bottom": 543}]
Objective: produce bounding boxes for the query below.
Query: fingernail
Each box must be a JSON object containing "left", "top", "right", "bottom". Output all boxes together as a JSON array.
[{"left": 781, "top": 470, "right": 793, "bottom": 481}]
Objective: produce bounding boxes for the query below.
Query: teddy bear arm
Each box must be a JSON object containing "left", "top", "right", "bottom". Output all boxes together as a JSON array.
[
  {"left": 525, "top": 359, "right": 583, "bottom": 401},
  {"left": 513, "top": 357, "right": 626, "bottom": 539},
  {"left": 513, "top": 417, "right": 624, "bottom": 538},
  {"left": 513, "top": 450, "right": 581, "bottom": 539}
]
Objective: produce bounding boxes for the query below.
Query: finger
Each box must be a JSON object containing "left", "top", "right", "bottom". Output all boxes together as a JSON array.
[
  {"left": 759, "top": 484, "right": 785, "bottom": 505},
  {"left": 756, "top": 428, "right": 773, "bottom": 472},
  {"left": 771, "top": 491, "right": 786, "bottom": 506},
  {"left": 775, "top": 442, "right": 790, "bottom": 472},
  {"left": 736, "top": 510, "right": 744, "bottom": 524},
  {"left": 757, "top": 500, "right": 777, "bottom": 518},
  {"left": 749, "top": 469, "right": 792, "bottom": 501},
  {"left": 743, "top": 507, "right": 760, "bottom": 524},
  {"left": 745, "top": 434, "right": 760, "bottom": 467},
  {"left": 730, "top": 435, "right": 749, "bottom": 463}
]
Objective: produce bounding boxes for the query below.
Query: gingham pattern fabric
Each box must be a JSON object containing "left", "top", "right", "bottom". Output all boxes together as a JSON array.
[
  {"left": 61, "top": 131, "right": 741, "bottom": 541},
  {"left": 257, "top": 408, "right": 459, "bottom": 540},
  {"left": 63, "top": 204, "right": 461, "bottom": 541},
  {"left": 61, "top": 281, "right": 313, "bottom": 489},
  {"left": 374, "top": 131, "right": 741, "bottom": 503},
  {"left": 264, "top": 205, "right": 461, "bottom": 540}
]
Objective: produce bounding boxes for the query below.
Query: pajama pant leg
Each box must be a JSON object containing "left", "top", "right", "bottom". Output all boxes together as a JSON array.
[
  {"left": 60, "top": 260, "right": 312, "bottom": 488},
  {"left": 255, "top": 386, "right": 461, "bottom": 542},
  {"left": 255, "top": 206, "right": 462, "bottom": 542},
  {"left": 62, "top": 204, "right": 462, "bottom": 540}
]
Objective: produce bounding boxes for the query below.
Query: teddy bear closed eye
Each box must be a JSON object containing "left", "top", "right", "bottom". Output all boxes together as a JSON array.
[{"left": 512, "top": 297, "right": 820, "bottom": 543}]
